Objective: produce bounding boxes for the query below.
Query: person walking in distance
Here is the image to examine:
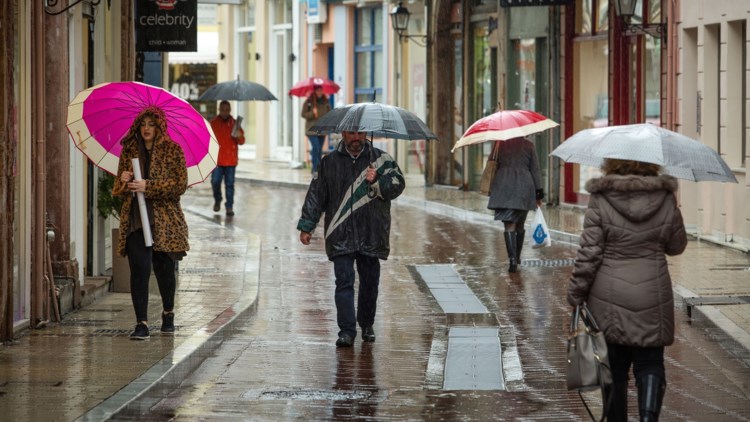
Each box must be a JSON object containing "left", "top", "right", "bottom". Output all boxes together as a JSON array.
[
  {"left": 112, "top": 106, "right": 189, "bottom": 340},
  {"left": 301, "top": 85, "right": 332, "bottom": 177},
  {"left": 567, "top": 159, "right": 687, "bottom": 421},
  {"left": 210, "top": 100, "right": 245, "bottom": 216},
  {"left": 297, "top": 131, "right": 405, "bottom": 347},
  {"left": 486, "top": 137, "right": 544, "bottom": 272}
]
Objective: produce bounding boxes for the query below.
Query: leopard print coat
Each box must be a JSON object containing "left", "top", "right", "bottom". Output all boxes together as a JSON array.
[{"left": 112, "top": 133, "right": 190, "bottom": 257}]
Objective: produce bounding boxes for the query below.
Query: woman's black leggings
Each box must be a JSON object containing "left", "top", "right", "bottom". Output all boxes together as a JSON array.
[
  {"left": 607, "top": 343, "right": 666, "bottom": 383},
  {"left": 126, "top": 230, "right": 176, "bottom": 322}
]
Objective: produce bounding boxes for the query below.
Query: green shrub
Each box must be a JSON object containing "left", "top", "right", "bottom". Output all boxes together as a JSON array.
[{"left": 97, "top": 173, "right": 123, "bottom": 220}]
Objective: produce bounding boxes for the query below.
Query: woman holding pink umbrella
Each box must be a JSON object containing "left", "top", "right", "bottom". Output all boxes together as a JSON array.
[{"left": 112, "top": 106, "right": 189, "bottom": 340}]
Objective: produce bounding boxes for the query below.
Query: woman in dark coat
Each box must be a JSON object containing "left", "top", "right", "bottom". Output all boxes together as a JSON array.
[
  {"left": 567, "top": 159, "right": 687, "bottom": 421},
  {"left": 487, "top": 137, "right": 544, "bottom": 272}
]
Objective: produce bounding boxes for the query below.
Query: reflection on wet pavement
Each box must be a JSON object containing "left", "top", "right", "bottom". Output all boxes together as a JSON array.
[{"left": 144, "top": 182, "right": 750, "bottom": 421}]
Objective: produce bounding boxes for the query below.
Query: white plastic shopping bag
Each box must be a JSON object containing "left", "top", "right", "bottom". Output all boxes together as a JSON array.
[{"left": 530, "top": 206, "right": 552, "bottom": 249}]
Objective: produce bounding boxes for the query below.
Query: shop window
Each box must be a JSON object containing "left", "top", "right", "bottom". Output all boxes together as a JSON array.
[
  {"left": 354, "top": 7, "right": 383, "bottom": 103},
  {"left": 168, "top": 63, "right": 218, "bottom": 121},
  {"left": 466, "top": 24, "right": 497, "bottom": 190},
  {"left": 573, "top": 38, "right": 608, "bottom": 193}
]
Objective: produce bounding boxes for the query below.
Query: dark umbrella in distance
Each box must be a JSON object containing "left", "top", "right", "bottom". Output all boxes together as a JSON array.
[{"left": 199, "top": 76, "right": 278, "bottom": 101}]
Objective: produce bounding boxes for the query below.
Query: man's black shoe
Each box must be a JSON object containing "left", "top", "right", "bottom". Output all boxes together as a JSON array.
[
  {"left": 213, "top": 202, "right": 220, "bottom": 212},
  {"left": 335, "top": 335, "right": 354, "bottom": 347},
  {"left": 362, "top": 326, "right": 376, "bottom": 342}
]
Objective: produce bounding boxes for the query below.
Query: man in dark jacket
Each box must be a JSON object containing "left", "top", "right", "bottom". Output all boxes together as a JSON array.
[{"left": 298, "top": 131, "right": 405, "bottom": 347}]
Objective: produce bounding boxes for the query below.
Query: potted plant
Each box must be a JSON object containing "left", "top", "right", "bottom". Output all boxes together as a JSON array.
[
  {"left": 97, "top": 173, "right": 130, "bottom": 292},
  {"left": 97, "top": 173, "right": 123, "bottom": 220}
]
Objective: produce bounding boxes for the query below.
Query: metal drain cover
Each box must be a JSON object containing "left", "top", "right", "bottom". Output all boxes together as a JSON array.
[
  {"left": 242, "top": 389, "right": 372, "bottom": 401},
  {"left": 521, "top": 258, "right": 576, "bottom": 267}
]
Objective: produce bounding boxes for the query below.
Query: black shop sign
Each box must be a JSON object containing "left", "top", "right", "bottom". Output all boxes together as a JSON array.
[{"left": 136, "top": 0, "right": 197, "bottom": 52}]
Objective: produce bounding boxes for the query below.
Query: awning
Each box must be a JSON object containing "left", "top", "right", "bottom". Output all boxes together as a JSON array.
[{"left": 168, "top": 32, "right": 219, "bottom": 64}]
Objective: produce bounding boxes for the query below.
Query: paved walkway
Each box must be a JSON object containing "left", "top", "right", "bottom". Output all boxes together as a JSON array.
[{"left": 0, "top": 157, "right": 746, "bottom": 421}]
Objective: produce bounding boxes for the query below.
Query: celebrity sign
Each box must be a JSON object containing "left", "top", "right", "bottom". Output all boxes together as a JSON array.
[{"left": 136, "top": 0, "right": 197, "bottom": 52}]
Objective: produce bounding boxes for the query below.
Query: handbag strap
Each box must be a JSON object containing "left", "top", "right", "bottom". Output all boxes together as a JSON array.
[
  {"left": 578, "top": 384, "right": 613, "bottom": 422},
  {"left": 489, "top": 140, "right": 500, "bottom": 162}
]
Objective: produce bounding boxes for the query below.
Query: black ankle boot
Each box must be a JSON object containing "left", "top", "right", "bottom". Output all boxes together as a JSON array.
[
  {"left": 504, "top": 231, "right": 518, "bottom": 273},
  {"left": 605, "top": 382, "right": 629, "bottom": 422},
  {"left": 515, "top": 228, "right": 525, "bottom": 262},
  {"left": 637, "top": 374, "right": 665, "bottom": 421}
]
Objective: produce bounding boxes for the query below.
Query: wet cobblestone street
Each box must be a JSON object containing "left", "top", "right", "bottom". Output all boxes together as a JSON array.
[{"left": 141, "top": 181, "right": 750, "bottom": 421}]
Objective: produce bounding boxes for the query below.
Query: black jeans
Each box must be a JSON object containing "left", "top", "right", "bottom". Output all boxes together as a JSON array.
[
  {"left": 332, "top": 253, "right": 380, "bottom": 338},
  {"left": 607, "top": 343, "right": 666, "bottom": 383},
  {"left": 126, "top": 230, "right": 177, "bottom": 322}
]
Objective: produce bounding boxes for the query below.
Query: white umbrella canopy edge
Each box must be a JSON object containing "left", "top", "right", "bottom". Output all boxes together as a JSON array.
[{"left": 550, "top": 123, "right": 738, "bottom": 183}]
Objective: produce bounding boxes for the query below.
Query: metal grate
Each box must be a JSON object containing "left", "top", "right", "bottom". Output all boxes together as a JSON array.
[
  {"left": 243, "top": 389, "right": 372, "bottom": 401},
  {"left": 60, "top": 320, "right": 109, "bottom": 326},
  {"left": 210, "top": 252, "right": 244, "bottom": 258},
  {"left": 521, "top": 258, "right": 576, "bottom": 267},
  {"left": 180, "top": 267, "right": 219, "bottom": 274},
  {"left": 684, "top": 296, "right": 750, "bottom": 318},
  {"left": 92, "top": 329, "right": 135, "bottom": 335}
]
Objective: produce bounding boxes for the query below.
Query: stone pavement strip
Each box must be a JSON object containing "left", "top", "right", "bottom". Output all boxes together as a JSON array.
[{"left": 0, "top": 157, "right": 747, "bottom": 422}]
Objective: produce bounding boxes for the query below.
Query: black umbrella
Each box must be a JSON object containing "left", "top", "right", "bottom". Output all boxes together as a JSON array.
[
  {"left": 309, "top": 102, "right": 438, "bottom": 141},
  {"left": 199, "top": 76, "right": 278, "bottom": 101}
]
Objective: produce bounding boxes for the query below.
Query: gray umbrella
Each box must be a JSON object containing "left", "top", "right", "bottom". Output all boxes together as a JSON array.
[
  {"left": 550, "top": 123, "right": 737, "bottom": 183},
  {"left": 309, "top": 102, "right": 438, "bottom": 141},
  {"left": 199, "top": 76, "right": 278, "bottom": 101}
]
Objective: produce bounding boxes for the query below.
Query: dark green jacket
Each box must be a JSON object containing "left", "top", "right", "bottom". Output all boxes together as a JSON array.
[{"left": 297, "top": 142, "right": 405, "bottom": 260}]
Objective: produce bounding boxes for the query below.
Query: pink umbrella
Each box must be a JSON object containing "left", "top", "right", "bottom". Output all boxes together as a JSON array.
[
  {"left": 288, "top": 76, "right": 340, "bottom": 97},
  {"left": 451, "top": 110, "right": 558, "bottom": 152},
  {"left": 66, "top": 81, "right": 219, "bottom": 186}
]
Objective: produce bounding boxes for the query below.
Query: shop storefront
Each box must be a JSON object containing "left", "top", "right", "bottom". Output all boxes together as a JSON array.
[
  {"left": 562, "top": 0, "right": 664, "bottom": 204},
  {"left": 507, "top": 6, "right": 551, "bottom": 197}
]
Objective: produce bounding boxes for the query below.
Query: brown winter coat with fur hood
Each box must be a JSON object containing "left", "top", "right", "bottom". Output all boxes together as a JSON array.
[
  {"left": 112, "top": 108, "right": 189, "bottom": 257},
  {"left": 567, "top": 174, "right": 687, "bottom": 347}
]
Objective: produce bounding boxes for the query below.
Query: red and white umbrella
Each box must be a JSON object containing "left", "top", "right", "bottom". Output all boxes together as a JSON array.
[
  {"left": 66, "top": 81, "right": 219, "bottom": 186},
  {"left": 288, "top": 76, "right": 340, "bottom": 98},
  {"left": 452, "top": 110, "right": 558, "bottom": 152}
]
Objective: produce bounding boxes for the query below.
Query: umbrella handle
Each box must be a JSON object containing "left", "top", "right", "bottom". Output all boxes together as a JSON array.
[{"left": 367, "top": 138, "right": 377, "bottom": 198}]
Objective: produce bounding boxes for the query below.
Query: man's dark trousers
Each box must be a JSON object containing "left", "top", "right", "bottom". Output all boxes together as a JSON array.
[{"left": 333, "top": 253, "right": 380, "bottom": 339}]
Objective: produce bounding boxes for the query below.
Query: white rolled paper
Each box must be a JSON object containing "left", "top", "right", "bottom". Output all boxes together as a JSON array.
[{"left": 131, "top": 158, "right": 154, "bottom": 247}]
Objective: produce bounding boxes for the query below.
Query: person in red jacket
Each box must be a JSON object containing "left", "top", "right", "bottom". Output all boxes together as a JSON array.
[{"left": 210, "top": 100, "right": 245, "bottom": 216}]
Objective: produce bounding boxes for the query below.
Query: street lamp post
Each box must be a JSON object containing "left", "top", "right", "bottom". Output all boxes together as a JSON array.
[
  {"left": 389, "top": 2, "right": 428, "bottom": 47},
  {"left": 614, "top": 0, "right": 666, "bottom": 38}
]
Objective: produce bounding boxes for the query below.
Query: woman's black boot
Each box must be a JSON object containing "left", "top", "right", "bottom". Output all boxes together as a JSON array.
[
  {"left": 515, "top": 228, "right": 525, "bottom": 262},
  {"left": 636, "top": 374, "right": 665, "bottom": 421},
  {"left": 504, "top": 231, "right": 518, "bottom": 273}
]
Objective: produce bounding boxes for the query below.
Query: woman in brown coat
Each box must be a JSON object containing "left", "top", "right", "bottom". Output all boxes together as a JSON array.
[
  {"left": 567, "top": 159, "right": 687, "bottom": 421},
  {"left": 301, "top": 85, "right": 332, "bottom": 176},
  {"left": 113, "top": 106, "right": 189, "bottom": 340}
]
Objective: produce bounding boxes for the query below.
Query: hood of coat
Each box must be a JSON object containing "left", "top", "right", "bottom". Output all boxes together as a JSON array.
[{"left": 585, "top": 174, "right": 679, "bottom": 223}]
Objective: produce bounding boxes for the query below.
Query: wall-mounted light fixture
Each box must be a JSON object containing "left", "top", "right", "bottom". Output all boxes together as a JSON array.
[
  {"left": 44, "top": 0, "right": 101, "bottom": 19},
  {"left": 389, "top": 2, "right": 429, "bottom": 47},
  {"left": 614, "top": 0, "right": 666, "bottom": 38}
]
